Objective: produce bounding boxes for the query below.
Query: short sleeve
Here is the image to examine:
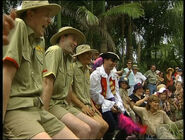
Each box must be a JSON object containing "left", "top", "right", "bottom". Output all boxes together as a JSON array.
[
  {"left": 43, "top": 45, "right": 61, "bottom": 78},
  {"left": 3, "top": 18, "right": 26, "bottom": 68}
]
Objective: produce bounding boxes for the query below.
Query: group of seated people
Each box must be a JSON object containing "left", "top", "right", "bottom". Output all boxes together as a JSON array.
[{"left": 3, "top": 1, "right": 183, "bottom": 139}]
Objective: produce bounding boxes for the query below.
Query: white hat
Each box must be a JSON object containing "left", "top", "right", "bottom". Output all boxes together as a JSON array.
[{"left": 158, "top": 87, "right": 167, "bottom": 94}]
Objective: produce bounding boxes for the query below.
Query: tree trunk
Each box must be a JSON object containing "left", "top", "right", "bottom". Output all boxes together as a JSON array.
[
  {"left": 126, "top": 17, "right": 133, "bottom": 61},
  {"left": 57, "top": 1, "right": 61, "bottom": 30},
  {"left": 121, "top": 15, "right": 125, "bottom": 66},
  {"left": 137, "top": 41, "right": 141, "bottom": 63}
]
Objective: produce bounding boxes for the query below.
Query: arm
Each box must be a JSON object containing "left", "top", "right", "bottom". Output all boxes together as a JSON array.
[
  {"left": 3, "top": 9, "right": 16, "bottom": 45},
  {"left": 135, "top": 96, "right": 149, "bottom": 106},
  {"left": 3, "top": 61, "right": 17, "bottom": 122},
  {"left": 90, "top": 72, "right": 115, "bottom": 112},
  {"left": 41, "top": 74, "right": 55, "bottom": 111}
]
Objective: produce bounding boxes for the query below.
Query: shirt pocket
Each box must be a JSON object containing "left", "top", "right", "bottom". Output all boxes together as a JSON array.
[{"left": 56, "top": 67, "right": 66, "bottom": 88}]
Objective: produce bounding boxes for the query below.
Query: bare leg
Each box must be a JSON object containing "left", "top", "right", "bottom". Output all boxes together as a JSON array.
[
  {"left": 31, "top": 132, "right": 51, "bottom": 139},
  {"left": 52, "top": 126, "right": 79, "bottom": 139},
  {"left": 76, "top": 112, "right": 101, "bottom": 139},
  {"left": 92, "top": 114, "right": 109, "bottom": 139},
  {"left": 61, "top": 113, "right": 91, "bottom": 139}
]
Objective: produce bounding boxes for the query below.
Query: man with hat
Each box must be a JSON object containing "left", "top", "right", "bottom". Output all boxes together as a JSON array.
[
  {"left": 71, "top": 44, "right": 109, "bottom": 139},
  {"left": 90, "top": 52, "right": 126, "bottom": 139},
  {"left": 41, "top": 27, "right": 100, "bottom": 139},
  {"left": 133, "top": 64, "right": 146, "bottom": 86},
  {"left": 2, "top": 1, "right": 69, "bottom": 139}
]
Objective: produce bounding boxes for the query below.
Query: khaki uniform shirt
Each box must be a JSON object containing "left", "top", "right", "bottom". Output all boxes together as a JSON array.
[
  {"left": 144, "top": 70, "right": 158, "bottom": 84},
  {"left": 72, "top": 61, "right": 91, "bottom": 107},
  {"left": 3, "top": 18, "right": 45, "bottom": 110},
  {"left": 133, "top": 106, "right": 173, "bottom": 136},
  {"left": 43, "top": 45, "right": 73, "bottom": 106}
]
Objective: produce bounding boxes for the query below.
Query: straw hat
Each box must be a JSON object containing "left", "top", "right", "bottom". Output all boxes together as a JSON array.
[
  {"left": 50, "top": 26, "right": 86, "bottom": 45},
  {"left": 73, "top": 44, "right": 97, "bottom": 57},
  {"left": 166, "top": 67, "right": 174, "bottom": 73},
  {"left": 100, "top": 52, "right": 120, "bottom": 61},
  {"left": 16, "top": 1, "right": 61, "bottom": 18}
]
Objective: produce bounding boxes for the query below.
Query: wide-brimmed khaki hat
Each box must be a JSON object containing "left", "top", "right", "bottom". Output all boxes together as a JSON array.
[
  {"left": 16, "top": 1, "right": 61, "bottom": 18},
  {"left": 50, "top": 26, "right": 86, "bottom": 45},
  {"left": 73, "top": 44, "right": 97, "bottom": 57},
  {"left": 166, "top": 67, "right": 174, "bottom": 73}
]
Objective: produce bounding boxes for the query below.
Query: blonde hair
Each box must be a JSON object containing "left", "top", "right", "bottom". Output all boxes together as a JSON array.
[{"left": 146, "top": 95, "right": 159, "bottom": 110}]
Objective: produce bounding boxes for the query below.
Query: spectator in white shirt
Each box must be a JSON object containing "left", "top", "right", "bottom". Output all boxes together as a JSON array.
[{"left": 133, "top": 64, "right": 146, "bottom": 86}]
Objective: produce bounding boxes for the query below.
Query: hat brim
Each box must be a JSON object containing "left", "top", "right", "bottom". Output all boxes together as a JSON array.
[
  {"left": 100, "top": 52, "right": 120, "bottom": 61},
  {"left": 50, "top": 28, "right": 86, "bottom": 45},
  {"left": 73, "top": 49, "right": 97, "bottom": 57},
  {"left": 166, "top": 68, "right": 174, "bottom": 73},
  {"left": 16, "top": 4, "right": 61, "bottom": 18}
]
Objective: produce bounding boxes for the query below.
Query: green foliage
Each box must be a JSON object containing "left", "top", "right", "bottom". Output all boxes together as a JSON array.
[{"left": 101, "top": 2, "right": 144, "bottom": 19}]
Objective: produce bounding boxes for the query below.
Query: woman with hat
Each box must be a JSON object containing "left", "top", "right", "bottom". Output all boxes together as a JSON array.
[
  {"left": 119, "top": 77, "right": 136, "bottom": 122},
  {"left": 71, "top": 44, "right": 109, "bottom": 139},
  {"left": 165, "top": 67, "right": 174, "bottom": 88},
  {"left": 129, "top": 83, "right": 149, "bottom": 107},
  {"left": 42, "top": 27, "right": 101, "bottom": 139},
  {"left": 2, "top": 1, "right": 72, "bottom": 139}
]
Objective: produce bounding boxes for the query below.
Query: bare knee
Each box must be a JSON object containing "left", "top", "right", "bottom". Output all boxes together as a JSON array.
[
  {"left": 78, "top": 123, "right": 91, "bottom": 138},
  {"left": 102, "top": 121, "right": 109, "bottom": 132},
  {"left": 31, "top": 132, "right": 51, "bottom": 139}
]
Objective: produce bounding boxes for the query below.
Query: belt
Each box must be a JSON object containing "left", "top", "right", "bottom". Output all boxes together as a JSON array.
[{"left": 148, "top": 83, "right": 156, "bottom": 85}]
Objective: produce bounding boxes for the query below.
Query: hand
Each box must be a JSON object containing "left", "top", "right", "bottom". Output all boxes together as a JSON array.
[
  {"left": 3, "top": 9, "right": 16, "bottom": 45},
  {"left": 82, "top": 105, "right": 95, "bottom": 117},
  {"left": 92, "top": 106, "right": 102, "bottom": 116}
]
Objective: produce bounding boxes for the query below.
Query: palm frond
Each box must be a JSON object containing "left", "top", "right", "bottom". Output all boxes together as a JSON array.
[
  {"left": 88, "top": 26, "right": 115, "bottom": 51},
  {"left": 101, "top": 2, "right": 144, "bottom": 19},
  {"left": 76, "top": 6, "right": 99, "bottom": 26}
]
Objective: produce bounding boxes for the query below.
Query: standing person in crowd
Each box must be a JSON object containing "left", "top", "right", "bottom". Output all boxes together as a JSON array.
[
  {"left": 41, "top": 27, "right": 100, "bottom": 139},
  {"left": 118, "top": 77, "right": 136, "bottom": 122},
  {"left": 3, "top": 9, "right": 16, "bottom": 45},
  {"left": 2, "top": 1, "right": 71, "bottom": 139},
  {"left": 128, "top": 95, "right": 183, "bottom": 139},
  {"left": 165, "top": 67, "right": 174, "bottom": 88},
  {"left": 173, "top": 67, "right": 179, "bottom": 78},
  {"left": 156, "top": 71, "right": 165, "bottom": 85},
  {"left": 90, "top": 52, "right": 126, "bottom": 139},
  {"left": 132, "top": 64, "right": 146, "bottom": 86},
  {"left": 144, "top": 64, "right": 158, "bottom": 94},
  {"left": 71, "top": 44, "right": 109, "bottom": 139},
  {"left": 129, "top": 83, "right": 148, "bottom": 107},
  {"left": 175, "top": 69, "right": 183, "bottom": 84},
  {"left": 122, "top": 59, "right": 135, "bottom": 96}
]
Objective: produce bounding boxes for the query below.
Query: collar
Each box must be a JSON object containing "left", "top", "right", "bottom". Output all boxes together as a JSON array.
[
  {"left": 97, "top": 65, "right": 116, "bottom": 79},
  {"left": 27, "top": 25, "right": 43, "bottom": 46}
]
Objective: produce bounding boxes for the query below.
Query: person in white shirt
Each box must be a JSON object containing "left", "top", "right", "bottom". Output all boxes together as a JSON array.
[
  {"left": 133, "top": 64, "right": 146, "bottom": 86},
  {"left": 90, "top": 52, "right": 126, "bottom": 139}
]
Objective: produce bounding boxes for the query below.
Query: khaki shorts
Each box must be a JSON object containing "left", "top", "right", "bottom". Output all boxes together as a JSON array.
[
  {"left": 3, "top": 107, "right": 65, "bottom": 139},
  {"left": 49, "top": 104, "right": 81, "bottom": 120}
]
